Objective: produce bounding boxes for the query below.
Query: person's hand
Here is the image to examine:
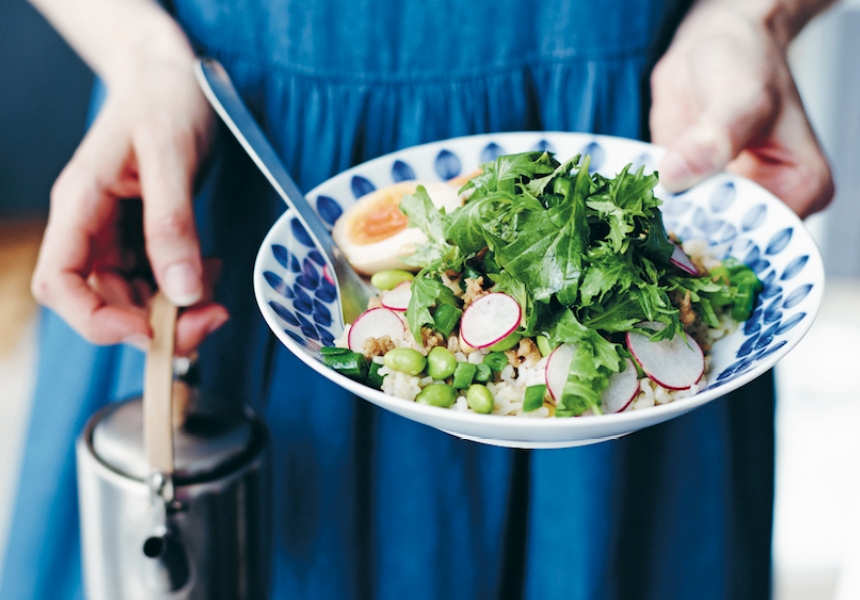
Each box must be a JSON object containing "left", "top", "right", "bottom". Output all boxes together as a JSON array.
[
  {"left": 30, "top": 40, "right": 228, "bottom": 356},
  {"left": 650, "top": 0, "right": 835, "bottom": 219}
]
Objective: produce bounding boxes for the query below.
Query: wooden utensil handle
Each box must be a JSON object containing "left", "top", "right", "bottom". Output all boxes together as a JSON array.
[{"left": 144, "top": 292, "right": 178, "bottom": 475}]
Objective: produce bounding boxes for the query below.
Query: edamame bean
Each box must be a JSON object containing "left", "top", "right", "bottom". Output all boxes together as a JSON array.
[
  {"left": 383, "top": 348, "right": 426, "bottom": 375},
  {"left": 466, "top": 384, "right": 494, "bottom": 414},
  {"left": 370, "top": 269, "right": 414, "bottom": 291},
  {"left": 416, "top": 383, "right": 457, "bottom": 408},
  {"left": 426, "top": 347, "right": 457, "bottom": 380}
]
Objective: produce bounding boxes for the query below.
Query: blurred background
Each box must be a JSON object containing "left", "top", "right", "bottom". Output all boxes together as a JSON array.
[{"left": 1, "top": 0, "right": 858, "bottom": 598}]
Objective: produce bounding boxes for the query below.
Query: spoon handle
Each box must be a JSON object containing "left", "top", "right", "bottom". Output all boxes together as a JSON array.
[
  {"left": 195, "top": 58, "right": 372, "bottom": 324},
  {"left": 144, "top": 291, "right": 177, "bottom": 478},
  {"left": 196, "top": 59, "right": 333, "bottom": 258}
]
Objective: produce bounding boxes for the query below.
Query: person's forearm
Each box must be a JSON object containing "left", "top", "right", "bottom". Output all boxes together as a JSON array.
[
  {"left": 28, "top": 0, "right": 194, "bottom": 85},
  {"left": 685, "top": 0, "right": 838, "bottom": 48}
]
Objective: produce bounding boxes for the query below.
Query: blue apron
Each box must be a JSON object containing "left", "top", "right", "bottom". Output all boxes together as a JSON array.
[{"left": 1, "top": 1, "right": 776, "bottom": 598}]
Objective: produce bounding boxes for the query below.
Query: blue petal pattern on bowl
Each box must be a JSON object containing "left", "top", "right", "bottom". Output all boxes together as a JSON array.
[
  {"left": 435, "top": 149, "right": 461, "bottom": 180},
  {"left": 533, "top": 139, "right": 555, "bottom": 153},
  {"left": 742, "top": 204, "right": 768, "bottom": 232},
  {"left": 481, "top": 142, "right": 504, "bottom": 163},
  {"left": 290, "top": 218, "right": 314, "bottom": 248},
  {"left": 316, "top": 196, "right": 343, "bottom": 227},
  {"left": 269, "top": 300, "right": 299, "bottom": 326},
  {"left": 392, "top": 160, "right": 416, "bottom": 182},
  {"left": 630, "top": 152, "right": 655, "bottom": 173},
  {"left": 262, "top": 239, "right": 337, "bottom": 349},
  {"left": 781, "top": 255, "right": 809, "bottom": 280},
  {"left": 263, "top": 271, "right": 291, "bottom": 297},
  {"left": 580, "top": 141, "right": 605, "bottom": 173},
  {"left": 256, "top": 132, "right": 822, "bottom": 427},
  {"left": 351, "top": 175, "right": 376, "bottom": 199},
  {"left": 766, "top": 228, "right": 793, "bottom": 255},
  {"left": 710, "top": 182, "right": 736, "bottom": 213},
  {"left": 271, "top": 244, "right": 290, "bottom": 269}
]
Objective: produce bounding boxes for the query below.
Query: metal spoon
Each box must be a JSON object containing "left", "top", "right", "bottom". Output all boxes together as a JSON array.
[{"left": 194, "top": 58, "right": 373, "bottom": 326}]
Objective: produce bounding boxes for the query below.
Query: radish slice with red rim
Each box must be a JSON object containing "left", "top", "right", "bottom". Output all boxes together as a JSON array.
[
  {"left": 380, "top": 282, "right": 412, "bottom": 311},
  {"left": 348, "top": 307, "right": 405, "bottom": 352},
  {"left": 670, "top": 243, "right": 699, "bottom": 275},
  {"left": 459, "top": 292, "right": 522, "bottom": 349},
  {"left": 545, "top": 342, "right": 575, "bottom": 402},
  {"left": 626, "top": 321, "right": 704, "bottom": 390},
  {"left": 601, "top": 357, "right": 639, "bottom": 413}
]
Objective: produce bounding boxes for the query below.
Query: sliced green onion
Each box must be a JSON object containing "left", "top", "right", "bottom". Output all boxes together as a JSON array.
[
  {"left": 474, "top": 362, "right": 493, "bottom": 383},
  {"left": 432, "top": 303, "right": 462, "bottom": 338},
  {"left": 523, "top": 384, "right": 547, "bottom": 412},
  {"left": 535, "top": 336, "right": 553, "bottom": 357},
  {"left": 452, "top": 362, "right": 477, "bottom": 389},
  {"left": 320, "top": 345, "right": 351, "bottom": 355},
  {"left": 366, "top": 360, "right": 385, "bottom": 390},
  {"left": 483, "top": 352, "right": 508, "bottom": 373},
  {"left": 322, "top": 350, "right": 369, "bottom": 382}
]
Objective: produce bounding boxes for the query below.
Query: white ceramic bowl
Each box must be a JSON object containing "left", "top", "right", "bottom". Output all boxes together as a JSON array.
[{"left": 254, "top": 131, "right": 824, "bottom": 448}]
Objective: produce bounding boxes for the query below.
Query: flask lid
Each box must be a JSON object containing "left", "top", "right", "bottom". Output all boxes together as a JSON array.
[{"left": 91, "top": 397, "right": 254, "bottom": 482}]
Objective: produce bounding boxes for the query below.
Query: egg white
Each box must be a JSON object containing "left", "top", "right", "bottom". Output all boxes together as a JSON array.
[{"left": 332, "top": 180, "right": 463, "bottom": 275}]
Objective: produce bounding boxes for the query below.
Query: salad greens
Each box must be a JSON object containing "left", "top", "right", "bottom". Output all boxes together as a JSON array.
[{"left": 394, "top": 150, "right": 759, "bottom": 417}]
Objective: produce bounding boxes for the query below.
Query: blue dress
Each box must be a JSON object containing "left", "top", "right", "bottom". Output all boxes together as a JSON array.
[{"left": 1, "top": 0, "right": 776, "bottom": 598}]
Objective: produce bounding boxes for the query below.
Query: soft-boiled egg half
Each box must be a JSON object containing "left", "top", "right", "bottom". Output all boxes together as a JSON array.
[{"left": 332, "top": 181, "right": 463, "bottom": 275}]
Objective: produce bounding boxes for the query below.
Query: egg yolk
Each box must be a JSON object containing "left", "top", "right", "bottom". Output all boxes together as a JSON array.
[{"left": 346, "top": 187, "right": 411, "bottom": 245}]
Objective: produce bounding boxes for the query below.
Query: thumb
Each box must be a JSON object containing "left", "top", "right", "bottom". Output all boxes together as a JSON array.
[
  {"left": 137, "top": 127, "right": 205, "bottom": 307},
  {"left": 657, "top": 85, "right": 776, "bottom": 193}
]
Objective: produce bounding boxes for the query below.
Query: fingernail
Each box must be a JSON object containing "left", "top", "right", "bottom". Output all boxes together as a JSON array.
[
  {"left": 689, "top": 124, "right": 732, "bottom": 169},
  {"left": 122, "top": 334, "right": 151, "bottom": 352},
  {"left": 163, "top": 262, "right": 202, "bottom": 307},
  {"left": 659, "top": 124, "right": 733, "bottom": 192},
  {"left": 658, "top": 150, "right": 695, "bottom": 192}
]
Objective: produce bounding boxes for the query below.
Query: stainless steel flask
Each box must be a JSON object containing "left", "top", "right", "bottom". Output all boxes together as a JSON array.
[{"left": 75, "top": 294, "right": 272, "bottom": 599}]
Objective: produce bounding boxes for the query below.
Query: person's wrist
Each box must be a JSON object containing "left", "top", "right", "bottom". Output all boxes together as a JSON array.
[
  {"left": 29, "top": 0, "right": 197, "bottom": 87},
  {"left": 99, "top": 3, "right": 197, "bottom": 89},
  {"left": 685, "top": 0, "right": 831, "bottom": 50}
]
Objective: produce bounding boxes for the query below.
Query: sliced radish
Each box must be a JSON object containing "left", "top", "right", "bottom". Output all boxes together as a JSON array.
[
  {"left": 347, "top": 307, "right": 404, "bottom": 352},
  {"left": 459, "top": 292, "right": 521, "bottom": 349},
  {"left": 547, "top": 345, "right": 640, "bottom": 412},
  {"left": 545, "top": 342, "right": 575, "bottom": 402},
  {"left": 670, "top": 243, "right": 699, "bottom": 275},
  {"left": 626, "top": 321, "right": 704, "bottom": 390},
  {"left": 380, "top": 281, "right": 412, "bottom": 311},
  {"left": 601, "top": 358, "right": 639, "bottom": 413}
]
